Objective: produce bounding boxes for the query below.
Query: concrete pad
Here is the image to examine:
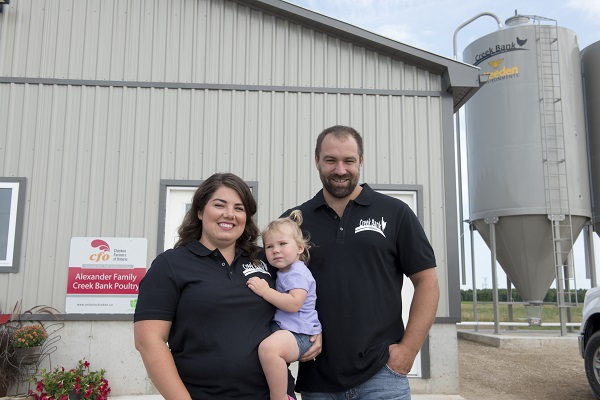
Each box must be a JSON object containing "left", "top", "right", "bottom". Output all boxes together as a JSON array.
[{"left": 458, "top": 328, "right": 579, "bottom": 349}]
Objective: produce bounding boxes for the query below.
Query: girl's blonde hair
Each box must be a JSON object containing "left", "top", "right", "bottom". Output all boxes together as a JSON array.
[{"left": 262, "top": 210, "right": 311, "bottom": 263}]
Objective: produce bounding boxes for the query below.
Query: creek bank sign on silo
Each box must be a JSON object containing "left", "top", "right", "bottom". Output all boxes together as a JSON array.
[{"left": 65, "top": 237, "right": 147, "bottom": 313}]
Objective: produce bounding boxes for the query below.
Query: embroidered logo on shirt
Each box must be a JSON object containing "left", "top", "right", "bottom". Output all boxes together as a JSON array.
[
  {"left": 355, "top": 217, "right": 387, "bottom": 238},
  {"left": 242, "top": 260, "right": 272, "bottom": 277}
]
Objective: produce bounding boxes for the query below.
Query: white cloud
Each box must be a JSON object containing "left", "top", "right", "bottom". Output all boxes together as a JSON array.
[{"left": 567, "top": 0, "right": 600, "bottom": 19}]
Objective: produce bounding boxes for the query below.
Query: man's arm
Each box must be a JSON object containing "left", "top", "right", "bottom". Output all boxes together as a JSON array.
[{"left": 387, "top": 267, "right": 440, "bottom": 374}]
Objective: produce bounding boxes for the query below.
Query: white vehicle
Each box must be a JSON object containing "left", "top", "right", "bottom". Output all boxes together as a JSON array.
[{"left": 580, "top": 286, "right": 600, "bottom": 398}]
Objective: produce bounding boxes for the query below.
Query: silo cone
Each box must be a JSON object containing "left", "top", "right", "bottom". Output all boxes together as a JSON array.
[
  {"left": 463, "top": 15, "right": 592, "bottom": 303},
  {"left": 473, "top": 215, "right": 588, "bottom": 302}
]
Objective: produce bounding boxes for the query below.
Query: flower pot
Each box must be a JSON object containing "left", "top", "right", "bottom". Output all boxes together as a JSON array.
[
  {"left": 14, "top": 345, "right": 42, "bottom": 365},
  {"left": 69, "top": 389, "right": 81, "bottom": 400}
]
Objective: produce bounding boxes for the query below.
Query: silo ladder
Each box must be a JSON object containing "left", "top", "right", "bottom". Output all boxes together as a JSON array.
[{"left": 534, "top": 16, "right": 577, "bottom": 308}]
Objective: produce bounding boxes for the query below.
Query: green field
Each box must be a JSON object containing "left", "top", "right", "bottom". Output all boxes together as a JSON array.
[{"left": 461, "top": 302, "right": 583, "bottom": 329}]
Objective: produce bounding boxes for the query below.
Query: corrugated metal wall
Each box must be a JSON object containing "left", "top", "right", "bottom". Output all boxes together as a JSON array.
[
  {"left": 0, "top": 0, "right": 448, "bottom": 313},
  {"left": 0, "top": 0, "right": 440, "bottom": 89}
]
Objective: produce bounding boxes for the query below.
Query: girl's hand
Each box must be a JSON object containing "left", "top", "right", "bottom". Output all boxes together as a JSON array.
[{"left": 246, "top": 276, "right": 270, "bottom": 297}]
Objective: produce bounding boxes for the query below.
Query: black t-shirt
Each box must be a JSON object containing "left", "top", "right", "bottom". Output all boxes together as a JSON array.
[
  {"left": 285, "top": 184, "right": 437, "bottom": 392},
  {"left": 134, "top": 241, "right": 295, "bottom": 399}
]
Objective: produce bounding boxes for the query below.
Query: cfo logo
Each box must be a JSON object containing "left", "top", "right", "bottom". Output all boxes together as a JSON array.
[{"left": 89, "top": 239, "right": 111, "bottom": 262}]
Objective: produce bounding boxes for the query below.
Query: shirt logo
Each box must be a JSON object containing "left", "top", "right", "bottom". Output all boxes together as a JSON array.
[
  {"left": 242, "top": 260, "right": 271, "bottom": 277},
  {"left": 355, "top": 217, "right": 387, "bottom": 238}
]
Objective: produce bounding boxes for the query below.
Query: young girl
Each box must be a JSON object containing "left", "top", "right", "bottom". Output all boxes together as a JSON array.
[{"left": 246, "top": 210, "right": 322, "bottom": 400}]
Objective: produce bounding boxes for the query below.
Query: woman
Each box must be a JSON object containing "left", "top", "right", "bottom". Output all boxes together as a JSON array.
[{"left": 134, "top": 172, "right": 296, "bottom": 399}]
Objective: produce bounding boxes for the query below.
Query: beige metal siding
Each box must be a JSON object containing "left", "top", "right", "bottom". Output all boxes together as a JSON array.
[
  {"left": 0, "top": 0, "right": 448, "bottom": 315},
  {"left": 0, "top": 0, "right": 440, "bottom": 91},
  {"left": 1, "top": 84, "right": 445, "bottom": 310}
]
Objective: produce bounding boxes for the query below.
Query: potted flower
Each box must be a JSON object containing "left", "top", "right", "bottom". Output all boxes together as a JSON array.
[
  {"left": 29, "top": 359, "right": 111, "bottom": 400},
  {"left": 12, "top": 324, "right": 48, "bottom": 365},
  {"left": 0, "top": 302, "right": 59, "bottom": 396}
]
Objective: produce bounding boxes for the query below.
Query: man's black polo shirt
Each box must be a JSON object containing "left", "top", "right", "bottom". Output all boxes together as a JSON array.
[{"left": 286, "top": 184, "right": 437, "bottom": 392}]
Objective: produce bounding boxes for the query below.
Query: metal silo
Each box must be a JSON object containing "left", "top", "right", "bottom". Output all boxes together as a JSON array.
[
  {"left": 463, "top": 15, "right": 592, "bottom": 304},
  {"left": 582, "top": 40, "right": 600, "bottom": 236}
]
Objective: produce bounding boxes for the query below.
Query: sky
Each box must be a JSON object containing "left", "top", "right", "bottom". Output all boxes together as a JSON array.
[{"left": 285, "top": 0, "right": 600, "bottom": 291}]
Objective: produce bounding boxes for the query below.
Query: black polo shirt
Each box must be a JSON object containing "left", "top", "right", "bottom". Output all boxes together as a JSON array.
[
  {"left": 135, "top": 241, "right": 295, "bottom": 399},
  {"left": 286, "top": 184, "right": 436, "bottom": 392}
]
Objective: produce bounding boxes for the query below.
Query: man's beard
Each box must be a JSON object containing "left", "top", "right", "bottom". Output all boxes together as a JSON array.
[{"left": 319, "top": 169, "right": 359, "bottom": 199}]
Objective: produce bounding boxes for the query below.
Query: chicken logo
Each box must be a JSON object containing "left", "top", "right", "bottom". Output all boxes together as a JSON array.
[
  {"left": 516, "top": 37, "right": 527, "bottom": 47},
  {"left": 90, "top": 239, "right": 111, "bottom": 262},
  {"left": 488, "top": 58, "right": 504, "bottom": 69}
]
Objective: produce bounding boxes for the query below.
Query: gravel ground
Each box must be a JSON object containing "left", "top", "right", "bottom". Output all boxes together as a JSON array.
[{"left": 458, "top": 334, "right": 596, "bottom": 400}]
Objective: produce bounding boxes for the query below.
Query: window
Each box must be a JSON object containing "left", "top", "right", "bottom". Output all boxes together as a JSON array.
[
  {"left": 157, "top": 180, "right": 258, "bottom": 253},
  {"left": 0, "top": 178, "right": 26, "bottom": 273}
]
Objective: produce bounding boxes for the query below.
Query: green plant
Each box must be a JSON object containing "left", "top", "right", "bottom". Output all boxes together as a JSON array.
[
  {"left": 13, "top": 324, "right": 48, "bottom": 348},
  {"left": 30, "top": 359, "right": 111, "bottom": 400}
]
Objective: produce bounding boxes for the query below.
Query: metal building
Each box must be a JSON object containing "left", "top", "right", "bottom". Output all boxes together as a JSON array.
[{"left": 0, "top": 0, "right": 481, "bottom": 396}]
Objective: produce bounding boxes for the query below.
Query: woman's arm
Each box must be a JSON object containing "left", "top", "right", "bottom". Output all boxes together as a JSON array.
[
  {"left": 246, "top": 277, "right": 307, "bottom": 312},
  {"left": 134, "top": 320, "right": 192, "bottom": 400}
]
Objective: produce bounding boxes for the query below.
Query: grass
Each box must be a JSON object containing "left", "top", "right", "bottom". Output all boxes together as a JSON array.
[{"left": 461, "top": 301, "right": 582, "bottom": 330}]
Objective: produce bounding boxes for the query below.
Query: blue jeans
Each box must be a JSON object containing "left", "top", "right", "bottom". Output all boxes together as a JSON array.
[{"left": 300, "top": 365, "right": 410, "bottom": 400}]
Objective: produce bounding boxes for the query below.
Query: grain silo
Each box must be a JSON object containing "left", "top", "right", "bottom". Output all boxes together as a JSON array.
[
  {"left": 582, "top": 40, "right": 600, "bottom": 237},
  {"left": 462, "top": 14, "right": 592, "bottom": 308}
]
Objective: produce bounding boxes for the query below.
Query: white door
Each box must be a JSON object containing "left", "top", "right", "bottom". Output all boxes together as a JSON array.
[{"left": 374, "top": 190, "right": 421, "bottom": 377}]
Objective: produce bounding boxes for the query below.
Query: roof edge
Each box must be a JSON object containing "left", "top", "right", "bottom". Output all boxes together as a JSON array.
[{"left": 236, "top": 0, "right": 481, "bottom": 110}]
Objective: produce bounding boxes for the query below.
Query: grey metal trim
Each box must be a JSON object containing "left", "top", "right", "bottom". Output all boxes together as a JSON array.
[
  {"left": 14, "top": 313, "right": 133, "bottom": 321},
  {"left": 435, "top": 316, "right": 461, "bottom": 323},
  {"left": 441, "top": 92, "right": 462, "bottom": 321},
  {"left": 16, "top": 314, "right": 460, "bottom": 322},
  {"left": 157, "top": 179, "right": 259, "bottom": 254},
  {"left": 0, "top": 177, "right": 26, "bottom": 273},
  {"left": 0, "top": 77, "right": 440, "bottom": 97}
]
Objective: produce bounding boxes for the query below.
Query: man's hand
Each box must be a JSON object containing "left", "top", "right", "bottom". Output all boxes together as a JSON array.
[
  {"left": 298, "top": 332, "right": 322, "bottom": 362},
  {"left": 387, "top": 342, "right": 417, "bottom": 375}
]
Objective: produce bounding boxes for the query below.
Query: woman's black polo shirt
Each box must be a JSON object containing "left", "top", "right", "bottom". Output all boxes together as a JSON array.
[{"left": 135, "top": 241, "right": 289, "bottom": 399}]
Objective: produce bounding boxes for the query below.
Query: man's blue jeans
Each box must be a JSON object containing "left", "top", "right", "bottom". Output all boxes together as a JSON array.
[{"left": 300, "top": 365, "right": 410, "bottom": 400}]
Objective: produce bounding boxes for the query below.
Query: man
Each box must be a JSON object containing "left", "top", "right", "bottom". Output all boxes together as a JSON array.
[{"left": 285, "top": 125, "right": 440, "bottom": 399}]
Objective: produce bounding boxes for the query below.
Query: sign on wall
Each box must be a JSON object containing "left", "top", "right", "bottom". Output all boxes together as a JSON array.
[{"left": 65, "top": 237, "right": 148, "bottom": 314}]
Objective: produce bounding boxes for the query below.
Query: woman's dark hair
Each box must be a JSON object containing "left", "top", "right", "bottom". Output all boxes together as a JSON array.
[{"left": 174, "top": 173, "right": 259, "bottom": 261}]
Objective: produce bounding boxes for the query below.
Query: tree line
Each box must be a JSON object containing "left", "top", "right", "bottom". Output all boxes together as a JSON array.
[{"left": 460, "top": 288, "right": 588, "bottom": 303}]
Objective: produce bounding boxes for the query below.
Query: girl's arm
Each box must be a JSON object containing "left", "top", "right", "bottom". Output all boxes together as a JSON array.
[
  {"left": 246, "top": 277, "right": 307, "bottom": 312},
  {"left": 134, "top": 320, "right": 192, "bottom": 400}
]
